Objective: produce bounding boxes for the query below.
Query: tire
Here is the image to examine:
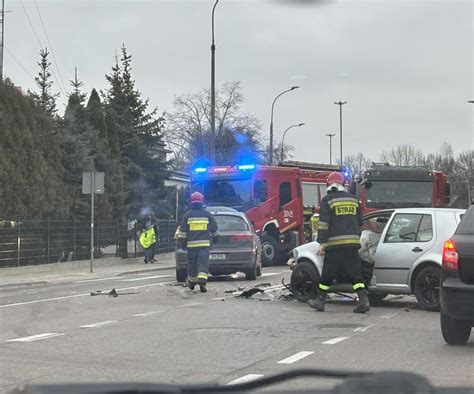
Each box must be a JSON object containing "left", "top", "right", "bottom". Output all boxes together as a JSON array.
[
  {"left": 413, "top": 266, "right": 441, "bottom": 311},
  {"left": 441, "top": 310, "right": 472, "bottom": 345},
  {"left": 290, "top": 260, "right": 320, "bottom": 303},
  {"left": 176, "top": 268, "right": 187, "bottom": 282},
  {"left": 368, "top": 293, "right": 388, "bottom": 305},
  {"left": 260, "top": 234, "right": 281, "bottom": 266},
  {"left": 245, "top": 264, "right": 258, "bottom": 281}
]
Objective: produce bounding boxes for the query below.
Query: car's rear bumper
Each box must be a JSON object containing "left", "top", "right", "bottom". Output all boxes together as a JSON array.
[
  {"left": 175, "top": 250, "right": 255, "bottom": 274},
  {"left": 441, "top": 277, "right": 474, "bottom": 322}
]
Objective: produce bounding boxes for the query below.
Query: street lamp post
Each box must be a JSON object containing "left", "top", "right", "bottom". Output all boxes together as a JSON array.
[
  {"left": 334, "top": 101, "right": 347, "bottom": 165},
  {"left": 269, "top": 86, "right": 299, "bottom": 165},
  {"left": 325, "top": 133, "right": 336, "bottom": 165},
  {"left": 210, "top": 0, "right": 220, "bottom": 165},
  {"left": 280, "top": 123, "right": 305, "bottom": 163}
]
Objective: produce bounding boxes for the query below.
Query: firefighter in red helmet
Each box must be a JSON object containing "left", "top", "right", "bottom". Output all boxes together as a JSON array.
[
  {"left": 177, "top": 192, "right": 219, "bottom": 292},
  {"left": 307, "top": 172, "right": 370, "bottom": 313}
]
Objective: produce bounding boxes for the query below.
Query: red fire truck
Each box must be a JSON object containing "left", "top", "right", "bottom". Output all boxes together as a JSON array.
[
  {"left": 190, "top": 161, "right": 339, "bottom": 265},
  {"left": 354, "top": 164, "right": 450, "bottom": 214}
]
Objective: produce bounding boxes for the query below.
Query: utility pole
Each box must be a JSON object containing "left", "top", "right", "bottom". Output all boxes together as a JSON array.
[
  {"left": 210, "top": 0, "right": 219, "bottom": 165},
  {"left": 0, "top": 0, "right": 5, "bottom": 81},
  {"left": 326, "top": 133, "right": 336, "bottom": 165},
  {"left": 334, "top": 101, "right": 347, "bottom": 165}
]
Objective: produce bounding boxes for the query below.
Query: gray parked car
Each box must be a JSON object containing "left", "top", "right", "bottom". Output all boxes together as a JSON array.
[
  {"left": 289, "top": 208, "right": 465, "bottom": 311},
  {"left": 175, "top": 207, "right": 262, "bottom": 282}
]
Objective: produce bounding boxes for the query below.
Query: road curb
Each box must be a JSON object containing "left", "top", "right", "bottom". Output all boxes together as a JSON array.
[{"left": 117, "top": 265, "right": 175, "bottom": 276}]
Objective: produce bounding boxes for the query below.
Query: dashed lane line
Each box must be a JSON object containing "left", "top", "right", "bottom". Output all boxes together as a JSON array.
[
  {"left": 277, "top": 351, "right": 314, "bottom": 364},
  {"left": 227, "top": 374, "right": 264, "bottom": 385},
  {"left": 322, "top": 336, "right": 350, "bottom": 345},
  {"left": 80, "top": 320, "right": 117, "bottom": 328},
  {"left": 76, "top": 277, "right": 120, "bottom": 283},
  {"left": 133, "top": 311, "right": 163, "bottom": 317},
  {"left": 380, "top": 313, "right": 399, "bottom": 319},
  {"left": 353, "top": 324, "right": 374, "bottom": 333},
  {"left": 120, "top": 275, "right": 172, "bottom": 282},
  {"left": 259, "top": 273, "right": 281, "bottom": 277},
  {"left": 0, "top": 281, "right": 176, "bottom": 308},
  {"left": 7, "top": 333, "right": 65, "bottom": 343},
  {"left": 178, "top": 302, "right": 202, "bottom": 308}
]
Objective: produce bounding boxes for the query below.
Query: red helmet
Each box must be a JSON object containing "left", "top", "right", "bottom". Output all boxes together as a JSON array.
[
  {"left": 327, "top": 172, "right": 345, "bottom": 185},
  {"left": 190, "top": 192, "right": 205, "bottom": 204}
]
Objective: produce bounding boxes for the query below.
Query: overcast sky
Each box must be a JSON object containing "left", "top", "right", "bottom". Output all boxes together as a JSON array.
[{"left": 6, "top": 0, "right": 474, "bottom": 163}]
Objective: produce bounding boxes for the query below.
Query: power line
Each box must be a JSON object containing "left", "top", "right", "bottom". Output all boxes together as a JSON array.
[
  {"left": 33, "top": 0, "right": 67, "bottom": 95},
  {"left": 19, "top": 0, "right": 43, "bottom": 49},
  {"left": 4, "top": 45, "right": 35, "bottom": 82}
]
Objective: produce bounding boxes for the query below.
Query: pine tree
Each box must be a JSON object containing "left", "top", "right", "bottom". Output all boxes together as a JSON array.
[
  {"left": 30, "top": 48, "right": 59, "bottom": 117},
  {"left": 104, "top": 45, "right": 169, "bottom": 219}
]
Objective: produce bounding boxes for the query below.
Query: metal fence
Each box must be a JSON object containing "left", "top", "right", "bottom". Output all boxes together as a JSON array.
[{"left": 0, "top": 220, "right": 178, "bottom": 268}]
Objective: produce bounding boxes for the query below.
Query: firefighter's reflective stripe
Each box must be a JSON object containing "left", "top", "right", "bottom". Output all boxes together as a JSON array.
[
  {"left": 197, "top": 272, "right": 208, "bottom": 280},
  {"left": 188, "top": 217, "right": 209, "bottom": 231},
  {"left": 139, "top": 228, "right": 156, "bottom": 248},
  {"left": 187, "top": 240, "right": 211, "bottom": 248},
  {"left": 187, "top": 275, "right": 197, "bottom": 282},
  {"left": 353, "top": 282, "right": 365, "bottom": 290},
  {"left": 177, "top": 230, "right": 187, "bottom": 239},
  {"left": 328, "top": 197, "right": 359, "bottom": 207},
  {"left": 319, "top": 283, "right": 331, "bottom": 291},
  {"left": 326, "top": 238, "right": 360, "bottom": 248},
  {"left": 318, "top": 221, "right": 328, "bottom": 230}
]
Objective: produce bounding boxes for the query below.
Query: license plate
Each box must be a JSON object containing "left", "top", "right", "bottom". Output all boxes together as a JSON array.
[{"left": 210, "top": 254, "right": 226, "bottom": 260}]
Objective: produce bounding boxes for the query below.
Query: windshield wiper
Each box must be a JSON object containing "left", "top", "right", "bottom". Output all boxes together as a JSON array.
[{"left": 12, "top": 368, "right": 473, "bottom": 394}]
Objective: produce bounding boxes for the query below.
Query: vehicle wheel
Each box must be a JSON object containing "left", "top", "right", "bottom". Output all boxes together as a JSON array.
[
  {"left": 368, "top": 293, "right": 388, "bottom": 305},
  {"left": 441, "top": 310, "right": 472, "bottom": 345},
  {"left": 246, "top": 264, "right": 258, "bottom": 280},
  {"left": 413, "top": 266, "right": 441, "bottom": 311},
  {"left": 290, "top": 260, "right": 319, "bottom": 303},
  {"left": 176, "top": 268, "right": 187, "bottom": 282},
  {"left": 260, "top": 234, "right": 280, "bottom": 266}
]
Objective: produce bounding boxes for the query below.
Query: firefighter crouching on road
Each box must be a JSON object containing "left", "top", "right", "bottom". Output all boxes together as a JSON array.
[
  {"left": 308, "top": 172, "right": 370, "bottom": 314},
  {"left": 177, "top": 192, "right": 219, "bottom": 293}
]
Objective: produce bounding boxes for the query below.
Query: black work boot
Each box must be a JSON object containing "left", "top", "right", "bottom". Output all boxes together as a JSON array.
[
  {"left": 185, "top": 279, "right": 196, "bottom": 290},
  {"left": 353, "top": 289, "right": 371, "bottom": 313},
  {"left": 307, "top": 291, "right": 327, "bottom": 312},
  {"left": 199, "top": 282, "right": 207, "bottom": 293}
]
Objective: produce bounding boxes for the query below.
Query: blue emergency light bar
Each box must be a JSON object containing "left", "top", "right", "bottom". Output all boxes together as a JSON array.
[
  {"left": 194, "top": 167, "right": 207, "bottom": 174},
  {"left": 237, "top": 164, "right": 256, "bottom": 171}
]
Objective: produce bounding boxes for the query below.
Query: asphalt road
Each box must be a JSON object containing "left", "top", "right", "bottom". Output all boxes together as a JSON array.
[{"left": 1, "top": 265, "right": 473, "bottom": 393}]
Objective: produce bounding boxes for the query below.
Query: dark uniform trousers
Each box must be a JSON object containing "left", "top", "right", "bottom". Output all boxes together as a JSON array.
[
  {"left": 319, "top": 246, "right": 365, "bottom": 292},
  {"left": 187, "top": 248, "right": 210, "bottom": 284}
]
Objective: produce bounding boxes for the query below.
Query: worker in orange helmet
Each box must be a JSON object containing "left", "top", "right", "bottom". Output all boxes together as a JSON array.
[
  {"left": 177, "top": 192, "right": 219, "bottom": 292},
  {"left": 308, "top": 171, "right": 370, "bottom": 313}
]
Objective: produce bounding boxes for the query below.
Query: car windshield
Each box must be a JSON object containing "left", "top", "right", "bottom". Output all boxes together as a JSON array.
[
  {"left": 192, "top": 179, "right": 252, "bottom": 210},
  {"left": 215, "top": 215, "right": 249, "bottom": 232},
  {"left": 2, "top": 0, "right": 473, "bottom": 392},
  {"left": 366, "top": 181, "right": 433, "bottom": 208}
]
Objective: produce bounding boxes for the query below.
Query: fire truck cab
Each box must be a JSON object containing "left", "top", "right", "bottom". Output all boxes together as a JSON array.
[
  {"left": 354, "top": 164, "right": 450, "bottom": 214},
  {"left": 190, "top": 162, "right": 338, "bottom": 265}
]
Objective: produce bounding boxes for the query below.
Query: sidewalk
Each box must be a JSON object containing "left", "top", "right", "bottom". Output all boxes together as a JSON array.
[{"left": 0, "top": 254, "right": 176, "bottom": 287}]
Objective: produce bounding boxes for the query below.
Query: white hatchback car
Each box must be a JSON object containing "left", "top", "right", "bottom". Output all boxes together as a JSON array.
[{"left": 289, "top": 208, "right": 465, "bottom": 311}]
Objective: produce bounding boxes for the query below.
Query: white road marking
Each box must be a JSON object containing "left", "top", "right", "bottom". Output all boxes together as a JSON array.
[
  {"left": 322, "top": 336, "right": 350, "bottom": 345},
  {"left": 7, "top": 333, "right": 65, "bottom": 343},
  {"left": 120, "top": 275, "right": 171, "bottom": 282},
  {"left": 227, "top": 374, "right": 264, "bottom": 385},
  {"left": 80, "top": 320, "right": 117, "bottom": 328},
  {"left": 353, "top": 324, "right": 374, "bottom": 333},
  {"left": 380, "top": 313, "right": 399, "bottom": 319},
  {"left": 133, "top": 311, "right": 163, "bottom": 317},
  {"left": 0, "top": 281, "right": 176, "bottom": 309},
  {"left": 278, "top": 351, "right": 314, "bottom": 364},
  {"left": 260, "top": 273, "right": 280, "bottom": 277},
  {"left": 178, "top": 302, "right": 202, "bottom": 308},
  {"left": 76, "top": 277, "right": 119, "bottom": 283}
]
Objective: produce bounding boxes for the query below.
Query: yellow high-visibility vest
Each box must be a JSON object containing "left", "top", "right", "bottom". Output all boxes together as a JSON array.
[{"left": 139, "top": 227, "right": 157, "bottom": 248}]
